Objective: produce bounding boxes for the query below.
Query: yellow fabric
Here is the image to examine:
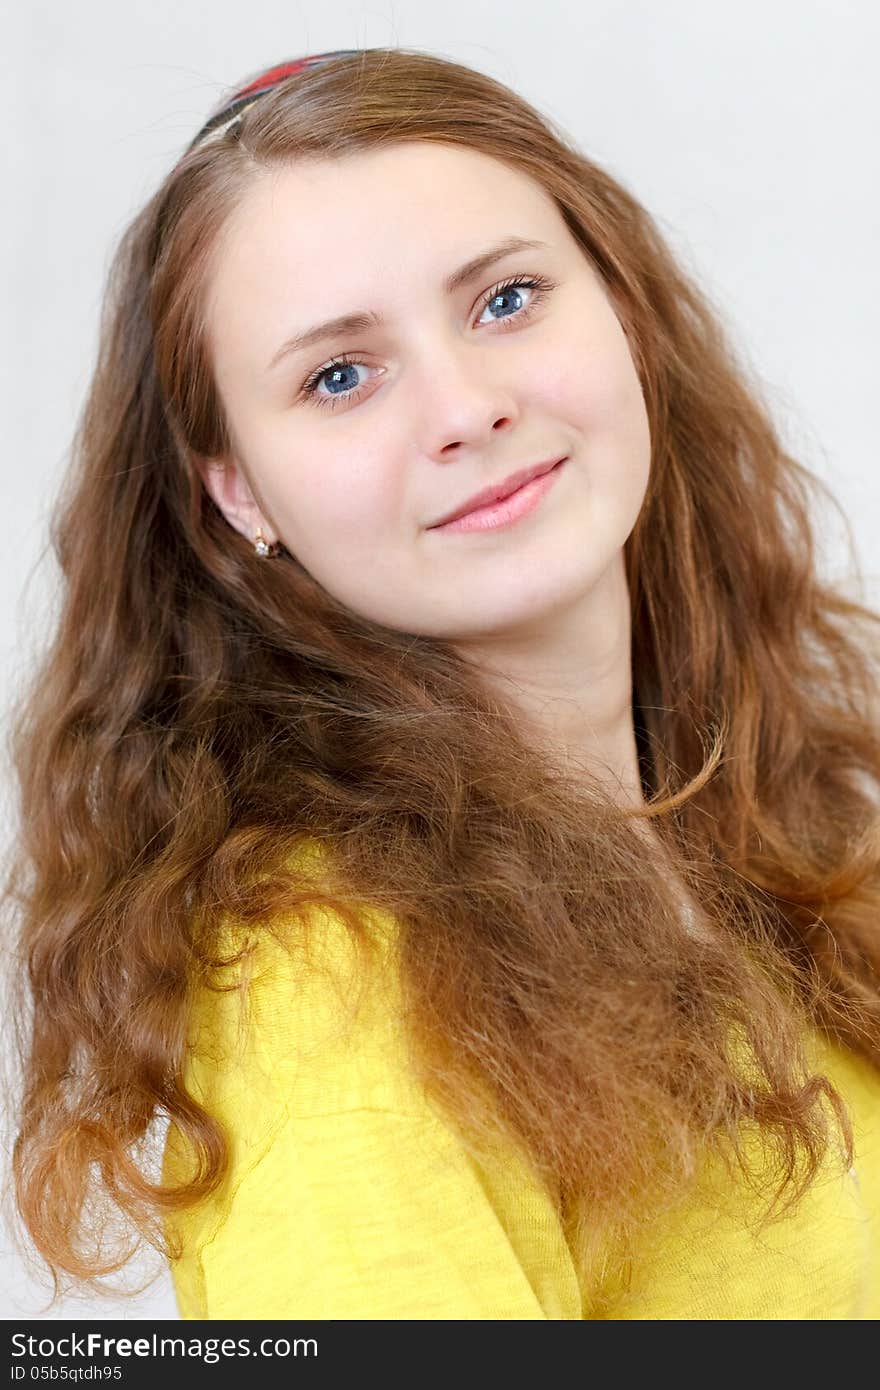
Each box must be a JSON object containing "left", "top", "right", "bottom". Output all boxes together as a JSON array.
[{"left": 162, "top": 848, "right": 880, "bottom": 1319}]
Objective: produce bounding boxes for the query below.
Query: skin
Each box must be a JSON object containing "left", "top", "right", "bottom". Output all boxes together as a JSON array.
[{"left": 198, "top": 141, "right": 653, "bottom": 810}]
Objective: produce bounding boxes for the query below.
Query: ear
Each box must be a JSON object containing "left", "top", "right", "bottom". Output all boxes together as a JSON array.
[{"left": 195, "top": 454, "right": 278, "bottom": 548}]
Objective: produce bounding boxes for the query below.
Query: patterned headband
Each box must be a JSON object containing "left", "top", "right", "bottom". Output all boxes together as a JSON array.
[{"left": 186, "top": 49, "right": 367, "bottom": 153}]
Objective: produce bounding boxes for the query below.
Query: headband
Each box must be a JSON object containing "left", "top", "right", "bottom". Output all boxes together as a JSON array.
[{"left": 186, "top": 49, "right": 366, "bottom": 153}]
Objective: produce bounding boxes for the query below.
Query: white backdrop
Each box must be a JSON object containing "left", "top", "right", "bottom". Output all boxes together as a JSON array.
[{"left": 2, "top": 0, "right": 877, "bottom": 1320}]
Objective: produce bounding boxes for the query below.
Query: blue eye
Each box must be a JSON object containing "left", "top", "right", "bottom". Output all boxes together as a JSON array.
[
  {"left": 298, "top": 271, "right": 556, "bottom": 411},
  {"left": 475, "top": 276, "right": 537, "bottom": 326}
]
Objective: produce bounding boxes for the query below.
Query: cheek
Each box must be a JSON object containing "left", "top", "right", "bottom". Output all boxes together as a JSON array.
[
  {"left": 272, "top": 453, "right": 401, "bottom": 548},
  {"left": 548, "top": 312, "right": 651, "bottom": 502},
  {"left": 535, "top": 306, "right": 642, "bottom": 430}
]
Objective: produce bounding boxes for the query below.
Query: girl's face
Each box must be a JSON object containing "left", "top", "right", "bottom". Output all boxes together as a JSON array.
[{"left": 200, "top": 141, "right": 651, "bottom": 640}]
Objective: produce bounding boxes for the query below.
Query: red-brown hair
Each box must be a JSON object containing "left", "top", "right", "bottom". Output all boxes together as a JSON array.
[{"left": 4, "top": 47, "right": 880, "bottom": 1313}]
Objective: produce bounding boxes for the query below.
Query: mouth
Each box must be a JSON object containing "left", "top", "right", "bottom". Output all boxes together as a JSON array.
[
  {"left": 427, "top": 456, "right": 568, "bottom": 530},
  {"left": 427, "top": 457, "right": 567, "bottom": 536}
]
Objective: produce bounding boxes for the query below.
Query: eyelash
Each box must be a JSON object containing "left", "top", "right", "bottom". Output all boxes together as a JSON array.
[{"left": 298, "top": 272, "right": 556, "bottom": 411}]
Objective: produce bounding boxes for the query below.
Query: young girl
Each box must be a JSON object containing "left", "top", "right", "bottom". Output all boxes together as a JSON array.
[{"left": 6, "top": 47, "right": 880, "bottom": 1320}]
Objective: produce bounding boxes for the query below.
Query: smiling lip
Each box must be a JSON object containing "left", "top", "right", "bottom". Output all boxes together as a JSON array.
[
  {"left": 427, "top": 456, "right": 567, "bottom": 529},
  {"left": 428, "top": 458, "right": 567, "bottom": 535}
]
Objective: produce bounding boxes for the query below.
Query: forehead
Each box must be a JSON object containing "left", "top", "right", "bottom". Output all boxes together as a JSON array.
[{"left": 207, "top": 142, "right": 565, "bottom": 302}]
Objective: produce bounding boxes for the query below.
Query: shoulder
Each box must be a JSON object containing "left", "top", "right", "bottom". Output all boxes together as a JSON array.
[
  {"left": 181, "top": 838, "right": 423, "bottom": 1133},
  {"left": 164, "top": 839, "right": 582, "bottom": 1319}
]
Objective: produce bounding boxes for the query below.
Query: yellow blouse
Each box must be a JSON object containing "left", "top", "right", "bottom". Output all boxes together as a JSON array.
[{"left": 162, "top": 850, "right": 880, "bottom": 1319}]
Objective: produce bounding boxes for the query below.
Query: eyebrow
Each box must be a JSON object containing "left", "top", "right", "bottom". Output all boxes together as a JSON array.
[{"left": 266, "top": 235, "right": 551, "bottom": 372}]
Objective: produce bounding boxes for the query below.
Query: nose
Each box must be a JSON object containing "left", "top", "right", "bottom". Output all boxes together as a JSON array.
[{"left": 410, "top": 336, "right": 520, "bottom": 457}]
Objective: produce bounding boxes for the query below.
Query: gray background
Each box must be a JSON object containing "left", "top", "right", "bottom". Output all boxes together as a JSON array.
[{"left": 2, "top": 0, "right": 877, "bottom": 1320}]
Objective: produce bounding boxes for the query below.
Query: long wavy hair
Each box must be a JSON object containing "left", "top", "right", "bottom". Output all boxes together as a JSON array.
[{"left": 5, "top": 46, "right": 880, "bottom": 1314}]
